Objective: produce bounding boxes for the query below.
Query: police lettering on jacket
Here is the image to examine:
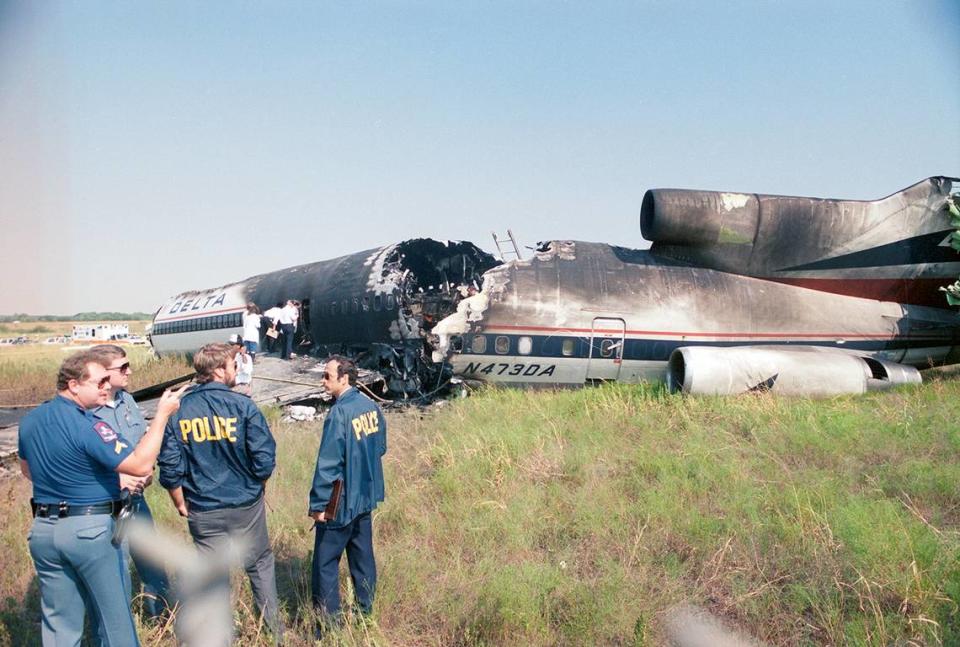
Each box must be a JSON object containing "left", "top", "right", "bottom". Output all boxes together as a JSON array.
[
  {"left": 350, "top": 410, "right": 379, "bottom": 441},
  {"left": 309, "top": 388, "right": 387, "bottom": 527},
  {"left": 158, "top": 382, "right": 276, "bottom": 512},
  {"left": 177, "top": 415, "right": 238, "bottom": 443}
]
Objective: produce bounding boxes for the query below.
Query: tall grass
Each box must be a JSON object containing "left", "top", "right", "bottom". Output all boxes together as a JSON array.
[
  {"left": 0, "top": 347, "right": 191, "bottom": 407},
  {"left": 0, "top": 379, "right": 958, "bottom": 645}
]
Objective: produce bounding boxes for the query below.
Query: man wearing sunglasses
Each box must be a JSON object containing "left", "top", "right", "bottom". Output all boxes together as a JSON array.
[
  {"left": 90, "top": 345, "right": 172, "bottom": 622},
  {"left": 18, "top": 350, "right": 186, "bottom": 646},
  {"left": 309, "top": 355, "right": 388, "bottom": 627}
]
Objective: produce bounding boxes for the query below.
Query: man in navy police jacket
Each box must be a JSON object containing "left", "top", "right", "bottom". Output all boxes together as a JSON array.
[
  {"left": 309, "top": 355, "right": 387, "bottom": 622},
  {"left": 158, "top": 343, "right": 281, "bottom": 640}
]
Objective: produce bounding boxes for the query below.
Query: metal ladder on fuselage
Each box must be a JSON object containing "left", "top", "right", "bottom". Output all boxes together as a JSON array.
[{"left": 491, "top": 229, "right": 523, "bottom": 262}]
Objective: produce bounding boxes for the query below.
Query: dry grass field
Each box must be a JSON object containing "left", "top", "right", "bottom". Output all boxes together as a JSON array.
[
  {"left": 0, "top": 349, "right": 957, "bottom": 646},
  {"left": 0, "top": 320, "right": 151, "bottom": 339},
  {"left": 0, "top": 325, "right": 190, "bottom": 407}
]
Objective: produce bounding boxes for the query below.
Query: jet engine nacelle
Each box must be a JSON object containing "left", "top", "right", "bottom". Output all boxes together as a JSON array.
[
  {"left": 667, "top": 346, "right": 922, "bottom": 397},
  {"left": 640, "top": 189, "right": 761, "bottom": 247}
]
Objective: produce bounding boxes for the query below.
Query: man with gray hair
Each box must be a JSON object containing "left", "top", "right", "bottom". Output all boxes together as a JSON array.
[{"left": 90, "top": 344, "right": 172, "bottom": 621}]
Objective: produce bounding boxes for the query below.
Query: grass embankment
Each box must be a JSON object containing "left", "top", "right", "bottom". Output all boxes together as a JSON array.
[
  {"left": 1, "top": 381, "right": 958, "bottom": 645},
  {"left": 0, "top": 346, "right": 191, "bottom": 407}
]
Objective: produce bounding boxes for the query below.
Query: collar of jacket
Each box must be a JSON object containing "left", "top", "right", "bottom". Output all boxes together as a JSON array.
[{"left": 190, "top": 382, "right": 233, "bottom": 395}]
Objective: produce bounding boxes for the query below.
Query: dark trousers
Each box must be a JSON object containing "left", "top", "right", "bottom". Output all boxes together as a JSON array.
[
  {"left": 279, "top": 323, "right": 295, "bottom": 359},
  {"left": 263, "top": 320, "right": 279, "bottom": 352},
  {"left": 187, "top": 496, "right": 281, "bottom": 638},
  {"left": 311, "top": 512, "right": 376, "bottom": 618}
]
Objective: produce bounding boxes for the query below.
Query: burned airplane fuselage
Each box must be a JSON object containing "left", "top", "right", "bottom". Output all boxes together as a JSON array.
[
  {"left": 431, "top": 177, "right": 960, "bottom": 396},
  {"left": 150, "top": 239, "right": 498, "bottom": 395}
]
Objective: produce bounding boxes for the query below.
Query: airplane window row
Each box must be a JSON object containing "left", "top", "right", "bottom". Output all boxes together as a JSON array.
[
  {"left": 152, "top": 313, "right": 243, "bottom": 336},
  {"left": 317, "top": 294, "right": 396, "bottom": 317},
  {"left": 463, "top": 334, "right": 577, "bottom": 357}
]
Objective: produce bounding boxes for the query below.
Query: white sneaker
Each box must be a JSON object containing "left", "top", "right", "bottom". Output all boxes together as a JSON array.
[{"left": 290, "top": 353, "right": 297, "bottom": 358}]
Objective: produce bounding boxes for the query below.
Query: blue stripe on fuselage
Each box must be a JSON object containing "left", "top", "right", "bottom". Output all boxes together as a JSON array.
[{"left": 453, "top": 332, "right": 945, "bottom": 362}]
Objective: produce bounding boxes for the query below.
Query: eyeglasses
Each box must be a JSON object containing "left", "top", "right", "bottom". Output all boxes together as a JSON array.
[
  {"left": 81, "top": 376, "right": 112, "bottom": 389},
  {"left": 107, "top": 362, "right": 131, "bottom": 373},
  {"left": 322, "top": 372, "right": 336, "bottom": 380}
]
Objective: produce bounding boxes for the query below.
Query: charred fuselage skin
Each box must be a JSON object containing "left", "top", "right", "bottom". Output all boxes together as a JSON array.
[
  {"left": 151, "top": 239, "right": 498, "bottom": 395},
  {"left": 432, "top": 177, "right": 960, "bottom": 392},
  {"left": 433, "top": 242, "right": 959, "bottom": 386},
  {"left": 151, "top": 178, "right": 960, "bottom": 397}
]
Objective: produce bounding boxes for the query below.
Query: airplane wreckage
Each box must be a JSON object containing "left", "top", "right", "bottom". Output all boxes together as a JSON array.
[{"left": 150, "top": 176, "right": 960, "bottom": 398}]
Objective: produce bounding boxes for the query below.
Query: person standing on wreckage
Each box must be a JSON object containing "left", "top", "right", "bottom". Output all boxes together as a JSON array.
[
  {"left": 278, "top": 299, "right": 299, "bottom": 360},
  {"left": 309, "top": 355, "right": 387, "bottom": 628},
  {"left": 262, "top": 302, "right": 283, "bottom": 354},
  {"left": 241, "top": 302, "right": 262, "bottom": 362}
]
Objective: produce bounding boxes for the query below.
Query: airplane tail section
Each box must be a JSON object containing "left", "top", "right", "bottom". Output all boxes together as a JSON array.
[{"left": 641, "top": 176, "right": 960, "bottom": 307}]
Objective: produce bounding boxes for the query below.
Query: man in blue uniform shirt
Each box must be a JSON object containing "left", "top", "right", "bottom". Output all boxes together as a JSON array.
[
  {"left": 158, "top": 343, "right": 281, "bottom": 640},
  {"left": 90, "top": 344, "right": 172, "bottom": 620},
  {"left": 309, "top": 355, "right": 387, "bottom": 623},
  {"left": 19, "top": 350, "right": 185, "bottom": 647}
]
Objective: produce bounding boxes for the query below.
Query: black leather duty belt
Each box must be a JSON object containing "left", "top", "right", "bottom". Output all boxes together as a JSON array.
[{"left": 31, "top": 500, "right": 122, "bottom": 519}]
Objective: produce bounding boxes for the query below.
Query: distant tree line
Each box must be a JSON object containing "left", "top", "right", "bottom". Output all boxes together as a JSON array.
[{"left": 0, "top": 312, "right": 152, "bottom": 322}]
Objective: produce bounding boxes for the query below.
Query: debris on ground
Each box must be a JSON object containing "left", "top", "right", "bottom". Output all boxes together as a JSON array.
[{"left": 285, "top": 405, "right": 319, "bottom": 422}]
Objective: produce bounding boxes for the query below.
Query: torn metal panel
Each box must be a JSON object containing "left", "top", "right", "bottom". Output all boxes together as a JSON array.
[
  {"left": 534, "top": 240, "right": 577, "bottom": 261},
  {"left": 151, "top": 238, "right": 498, "bottom": 398}
]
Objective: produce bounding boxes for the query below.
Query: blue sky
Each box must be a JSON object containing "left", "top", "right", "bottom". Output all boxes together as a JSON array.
[{"left": 1, "top": 1, "right": 958, "bottom": 314}]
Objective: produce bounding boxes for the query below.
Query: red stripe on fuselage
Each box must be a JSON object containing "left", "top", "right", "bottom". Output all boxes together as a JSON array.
[
  {"left": 481, "top": 323, "right": 950, "bottom": 342},
  {"left": 766, "top": 277, "right": 954, "bottom": 308}
]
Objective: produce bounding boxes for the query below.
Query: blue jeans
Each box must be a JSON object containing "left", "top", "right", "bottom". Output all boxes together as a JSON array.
[
  {"left": 312, "top": 512, "right": 376, "bottom": 618},
  {"left": 244, "top": 340, "right": 258, "bottom": 358},
  {"left": 29, "top": 514, "right": 139, "bottom": 647},
  {"left": 280, "top": 324, "right": 295, "bottom": 359}
]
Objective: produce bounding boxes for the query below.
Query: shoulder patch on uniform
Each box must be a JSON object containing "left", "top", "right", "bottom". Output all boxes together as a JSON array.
[{"left": 92, "top": 421, "right": 117, "bottom": 443}]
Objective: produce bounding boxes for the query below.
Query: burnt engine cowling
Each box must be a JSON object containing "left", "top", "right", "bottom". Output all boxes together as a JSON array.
[
  {"left": 641, "top": 189, "right": 761, "bottom": 247},
  {"left": 667, "top": 346, "right": 921, "bottom": 397},
  {"left": 639, "top": 178, "right": 958, "bottom": 283}
]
